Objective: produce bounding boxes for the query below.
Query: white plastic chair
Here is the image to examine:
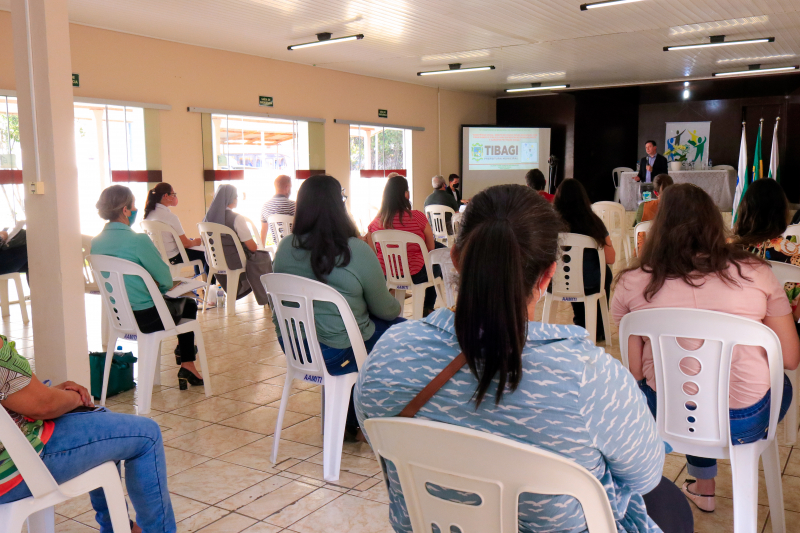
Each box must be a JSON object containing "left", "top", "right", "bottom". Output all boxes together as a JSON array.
[
  {"left": 242, "top": 216, "right": 265, "bottom": 251},
  {"left": 592, "top": 201, "right": 630, "bottom": 266},
  {"left": 262, "top": 273, "right": 368, "bottom": 482},
  {"left": 769, "top": 261, "right": 800, "bottom": 445},
  {"left": 87, "top": 254, "right": 212, "bottom": 414},
  {"left": 429, "top": 248, "right": 457, "bottom": 307},
  {"left": 783, "top": 224, "right": 800, "bottom": 241},
  {"left": 197, "top": 222, "right": 247, "bottom": 316},
  {"left": 612, "top": 166, "right": 633, "bottom": 203},
  {"left": 0, "top": 273, "right": 28, "bottom": 325},
  {"left": 141, "top": 219, "right": 203, "bottom": 279},
  {"left": 267, "top": 214, "right": 294, "bottom": 245},
  {"left": 0, "top": 407, "right": 131, "bottom": 533},
  {"left": 633, "top": 220, "right": 652, "bottom": 257},
  {"left": 542, "top": 233, "right": 612, "bottom": 346},
  {"left": 424, "top": 205, "right": 456, "bottom": 247},
  {"left": 364, "top": 418, "right": 617, "bottom": 533},
  {"left": 619, "top": 308, "right": 786, "bottom": 533},
  {"left": 372, "top": 230, "right": 446, "bottom": 319}
]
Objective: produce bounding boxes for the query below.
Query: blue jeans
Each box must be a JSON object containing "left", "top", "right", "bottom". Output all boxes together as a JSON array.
[
  {"left": 0, "top": 409, "right": 175, "bottom": 533},
  {"left": 638, "top": 376, "right": 793, "bottom": 479}
]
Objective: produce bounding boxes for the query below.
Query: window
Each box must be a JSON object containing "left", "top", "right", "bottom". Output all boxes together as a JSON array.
[
  {"left": 0, "top": 96, "right": 24, "bottom": 231},
  {"left": 349, "top": 125, "right": 413, "bottom": 232}
]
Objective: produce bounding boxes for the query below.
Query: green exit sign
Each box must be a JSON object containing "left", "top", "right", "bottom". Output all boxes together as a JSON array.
[
  {"left": 378, "top": 109, "right": 388, "bottom": 118},
  {"left": 72, "top": 74, "right": 79, "bottom": 87},
  {"left": 259, "top": 96, "right": 273, "bottom": 107}
]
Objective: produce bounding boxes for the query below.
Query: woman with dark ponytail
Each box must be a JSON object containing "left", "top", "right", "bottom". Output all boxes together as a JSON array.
[
  {"left": 143, "top": 182, "right": 208, "bottom": 277},
  {"left": 356, "top": 184, "right": 692, "bottom": 533}
]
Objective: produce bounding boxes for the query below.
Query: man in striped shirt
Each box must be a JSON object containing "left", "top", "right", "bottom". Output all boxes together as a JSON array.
[{"left": 260, "top": 175, "right": 296, "bottom": 245}]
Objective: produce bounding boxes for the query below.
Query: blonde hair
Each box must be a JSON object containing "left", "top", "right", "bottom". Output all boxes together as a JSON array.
[{"left": 96, "top": 185, "right": 134, "bottom": 221}]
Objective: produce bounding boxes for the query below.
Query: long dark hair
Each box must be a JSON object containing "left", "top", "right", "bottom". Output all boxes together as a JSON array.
[
  {"left": 553, "top": 179, "right": 607, "bottom": 246},
  {"left": 377, "top": 175, "right": 412, "bottom": 229},
  {"left": 619, "top": 183, "right": 764, "bottom": 301},
  {"left": 144, "top": 183, "right": 173, "bottom": 219},
  {"left": 455, "top": 185, "right": 565, "bottom": 407},
  {"left": 292, "top": 175, "right": 359, "bottom": 282},
  {"left": 732, "top": 178, "right": 789, "bottom": 246}
]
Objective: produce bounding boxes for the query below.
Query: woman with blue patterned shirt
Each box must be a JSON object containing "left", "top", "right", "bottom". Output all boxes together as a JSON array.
[{"left": 355, "top": 185, "right": 692, "bottom": 533}]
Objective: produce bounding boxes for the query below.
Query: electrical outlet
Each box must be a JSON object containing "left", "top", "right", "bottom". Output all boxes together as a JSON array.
[{"left": 29, "top": 182, "right": 45, "bottom": 195}]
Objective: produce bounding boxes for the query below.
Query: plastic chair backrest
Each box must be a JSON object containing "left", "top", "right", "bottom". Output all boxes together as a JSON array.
[
  {"left": 424, "top": 205, "right": 455, "bottom": 240},
  {"left": 550, "top": 233, "right": 605, "bottom": 299},
  {"left": 268, "top": 214, "right": 294, "bottom": 244},
  {"left": 0, "top": 407, "right": 59, "bottom": 498},
  {"left": 364, "top": 418, "right": 617, "bottom": 533},
  {"left": 197, "top": 222, "right": 247, "bottom": 272},
  {"left": 141, "top": 219, "right": 190, "bottom": 266},
  {"left": 242, "top": 216, "right": 264, "bottom": 250},
  {"left": 619, "top": 308, "right": 784, "bottom": 457},
  {"left": 81, "top": 234, "right": 99, "bottom": 293},
  {"left": 372, "top": 229, "right": 435, "bottom": 288},
  {"left": 429, "top": 248, "right": 457, "bottom": 307},
  {"left": 634, "top": 220, "right": 652, "bottom": 256},
  {"left": 86, "top": 254, "right": 177, "bottom": 335},
  {"left": 261, "top": 273, "right": 368, "bottom": 378},
  {"left": 612, "top": 166, "right": 634, "bottom": 188},
  {"left": 592, "top": 201, "right": 625, "bottom": 236},
  {"left": 769, "top": 261, "right": 800, "bottom": 287},
  {"left": 783, "top": 224, "right": 800, "bottom": 241}
]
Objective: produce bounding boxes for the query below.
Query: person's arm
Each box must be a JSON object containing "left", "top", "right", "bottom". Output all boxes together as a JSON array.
[
  {"left": 179, "top": 234, "right": 201, "bottom": 248},
  {"left": 422, "top": 223, "right": 435, "bottom": 252},
  {"left": 365, "top": 232, "right": 377, "bottom": 254},
  {"left": 260, "top": 222, "right": 269, "bottom": 247},
  {"left": 138, "top": 236, "right": 173, "bottom": 291},
  {"left": 763, "top": 314, "right": 800, "bottom": 370},
  {"left": 634, "top": 204, "right": 644, "bottom": 226},
  {"left": 1, "top": 375, "right": 89, "bottom": 420},
  {"left": 634, "top": 159, "right": 642, "bottom": 182},
  {"left": 603, "top": 236, "right": 615, "bottom": 266},
  {"left": 610, "top": 275, "right": 645, "bottom": 380},
  {"left": 353, "top": 240, "right": 402, "bottom": 320},
  {"left": 243, "top": 239, "right": 258, "bottom": 252}
]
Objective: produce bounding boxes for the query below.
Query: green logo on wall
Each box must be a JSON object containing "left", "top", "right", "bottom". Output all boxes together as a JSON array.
[
  {"left": 471, "top": 143, "right": 483, "bottom": 162},
  {"left": 259, "top": 96, "right": 274, "bottom": 107},
  {"left": 72, "top": 74, "right": 79, "bottom": 87},
  {"left": 378, "top": 109, "right": 388, "bottom": 118}
]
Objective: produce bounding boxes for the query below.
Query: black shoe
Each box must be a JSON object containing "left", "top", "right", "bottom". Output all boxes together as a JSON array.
[
  {"left": 177, "top": 367, "right": 204, "bottom": 390},
  {"left": 422, "top": 307, "right": 435, "bottom": 318},
  {"left": 174, "top": 346, "right": 198, "bottom": 366}
]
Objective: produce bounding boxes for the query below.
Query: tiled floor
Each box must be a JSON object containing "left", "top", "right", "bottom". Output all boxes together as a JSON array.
[{"left": 4, "top": 278, "right": 800, "bottom": 533}]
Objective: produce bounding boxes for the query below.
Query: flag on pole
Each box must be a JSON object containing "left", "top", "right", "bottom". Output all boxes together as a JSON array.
[
  {"left": 768, "top": 117, "right": 780, "bottom": 181},
  {"left": 732, "top": 123, "right": 748, "bottom": 227},
  {"left": 753, "top": 119, "right": 764, "bottom": 181}
]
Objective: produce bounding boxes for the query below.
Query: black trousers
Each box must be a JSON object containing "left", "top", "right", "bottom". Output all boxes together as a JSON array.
[
  {"left": 0, "top": 246, "right": 28, "bottom": 279},
  {"left": 133, "top": 297, "right": 197, "bottom": 362},
  {"left": 642, "top": 476, "right": 694, "bottom": 533},
  {"left": 169, "top": 248, "right": 209, "bottom": 277},
  {"left": 571, "top": 265, "right": 612, "bottom": 337}
]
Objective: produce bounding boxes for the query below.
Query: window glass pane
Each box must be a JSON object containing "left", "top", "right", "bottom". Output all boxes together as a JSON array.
[{"left": 0, "top": 96, "right": 24, "bottom": 229}]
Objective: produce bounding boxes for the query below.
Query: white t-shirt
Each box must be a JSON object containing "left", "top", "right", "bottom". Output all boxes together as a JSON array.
[
  {"left": 228, "top": 209, "right": 252, "bottom": 242},
  {"left": 145, "top": 203, "right": 185, "bottom": 258}
]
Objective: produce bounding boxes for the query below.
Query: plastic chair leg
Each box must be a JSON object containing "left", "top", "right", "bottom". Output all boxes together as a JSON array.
[
  {"left": 136, "top": 336, "right": 160, "bottom": 415},
  {"left": 729, "top": 444, "right": 762, "bottom": 533},
  {"left": 26, "top": 506, "right": 55, "bottom": 533},
  {"left": 784, "top": 369, "right": 798, "bottom": 445},
  {"left": 13, "top": 275, "right": 28, "bottom": 324},
  {"left": 100, "top": 336, "right": 118, "bottom": 406},
  {"left": 100, "top": 465, "right": 133, "bottom": 533},
  {"left": 0, "top": 279, "right": 10, "bottom": 317},
  {"left": 623, "top": 232, "right": 632, "bottom": 266},
  {"left": 193, "top": 324, "right": 213, "bottom": 397},
  {"left": 321, "top": 376, "right": 354, "bottom": 482},
  {"left": 226, "top": 271, "right": 240, "bottom": 317},
  {"left": 599, "top": 292, "right": 613, "bottom": 347},
  {"left": 393, "top": 289, "right": 406, "bottom": 306},
  {"left": 434, "top": 280, "right": 447, "bottom": 309},
  {"left": 271, "top": 366, "right": 295, "bottom": 465},
  {"left": 411, "top": 286, "right": 425, "bottom": 320},
  {"left": 153, "top": 341, "right": 162, "bottom": 387},
  {"left": 585, "top": 295, "right": 599, "bottom": 344},
  {"left": 762, "top": 439, "right": 786, "bottom": 533},
  {"left": 203, "top": 268, "right": 216, "bottom": 311}
]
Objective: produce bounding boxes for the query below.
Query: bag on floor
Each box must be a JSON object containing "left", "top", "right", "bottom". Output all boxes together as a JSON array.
[{"left": 88, "top": 351, "right": 137, "bottom": 399}]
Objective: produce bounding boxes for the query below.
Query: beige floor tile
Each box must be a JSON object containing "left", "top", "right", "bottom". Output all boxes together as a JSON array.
[
  {"left": 171, "top": 494, "right": 212, "bottom": 522},
  {"left": 689, "top": 494, "right": 768, "bottom": 533},
  {"left": 152, "top": 413, "right": 214, "bottom": 441},
  {"left": 55, "top": 493, "right": 94, "bottom": 518},
  {"left": 170, "top": 396, "right": 259, "bottom": 422},
  {"left": 240, "top": 523, "right": 282, "bottom": 533},
  {"left": 170, "top": 459, "right": 271, "bottom": 504},
  {"left": 219, "top": 383, "right": 286, "bottom": 405},
  {"left": 237, "top": 480, "right": 320, "bottom": 520},
  {"left": 785, "top": 448, "right": 800, "bottom": 477},
  {"left": 777, "top": 474, "right": 800, "bottom": 513},
  {"left": 197, "top": 512, "right": 257, "bottom": 532},
  {"left": 342, "top": 441, "right": 376, "bottom": 460},
  {"left": 663, "top": 454, "right": 686, "bottom": 483},
  {"left": 105, "top": 403, "right": 165, "bottom": 418},
  {"left": 227, "top": 331, "right": 279, "bottom": 347},
  {"left": 263, "top": 374, "right": 318, "bottom": 391},
  {"left": 217, "top": 476, "right": 294, "bottom": 511},
  {"left": 349, "top": 481, "right": 390, "bottom": 505},
  {"left": 54, "top": 520, "right": 97, "bottom": 533},
  {"left": 177, "top": 506, "right": 230, "bottom": 533},
  {"left": 165, "top": 446, "right": 213, "bottom": 476},
  {"left": 219, "top": 363, "right": 287, "bottom": 382},
  {"left": 351, "top": 478, "right": 382, "bottom": 492},
  {"left": 203, "top": 341, "right": 250, "bottom": 356},
  {"left": 306, "top": 451, "right": 381, "bottom": 477},
  {"left": 264, "top": 488, "right": 342, "bottom": 527},
  {"left": 167, "top": 424, "right": 264, "bottom": 457},
  {"left": 286, "top": 461, "right": 369, "bottom": 489},
  {"left": 218, "top": 436, "right": 322, "bottom": 472},
  {"left": 290, "top": 494, "right": 393, "bottom": 533},
  {"left": 220, "top": 405, "right": 311, "bottom": 435},
  {"left": 766, "top": 508, "right": 800, "bottom": 533},
  {"left": 206, "top": 375, "right": 263, "bottom": 395},
  {"left": 257, "top": 355, "right": 286, "bottom": 368},
  {"left": 148, "top": 388, "right": 207, "bottom": 412},
  {"left": 222, "top": 321, "right": 273, "bottom": 337},
  {"left": 278, "top": 418, "right": 324, "bottom": 447},
  {"left": 267, "top": 391, "right": 321, "bottom": 416}
]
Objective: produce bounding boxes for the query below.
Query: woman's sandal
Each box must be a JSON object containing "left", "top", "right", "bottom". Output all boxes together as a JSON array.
[{"left": 681, "top": 479, "right": 715, "bottom": 512}]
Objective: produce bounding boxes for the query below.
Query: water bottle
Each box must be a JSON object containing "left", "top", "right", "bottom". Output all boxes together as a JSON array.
[
  {"left": 707, "top": 158, "right": 712, "bottom": 169},
  {"left": 216, "top": 285, "right": 225, "bottom": 308}
]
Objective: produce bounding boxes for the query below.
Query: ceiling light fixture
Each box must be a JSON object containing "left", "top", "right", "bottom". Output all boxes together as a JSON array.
[
  {"left": 683, "top": 89, "right": 690, "bottom": 99},
  {"left": 684, "top": 81, "right": 690, "bottom": 87},
  {"left": 505, "top": 83, "right": 570, "bottom": 93},
  {"left": 580, "top": 0, "right": 644, "bottom": 10},
  {"left": 288, "top": 32, "right": 364, "bottom": 51},
  {"left": 664, "top": 35, "right": 774, "bottom": 51},
  {"left": 712, "top": 64, "right": 799, "bottom": 77},
  {"left": 417, "top": 63, "right": 495, "bottom": 76},
  {"left": 717, "top": 53, "right": 796, "bottom": 64},
  {"left": 669, "top": 16, "right": 769, "bottom": 36}
]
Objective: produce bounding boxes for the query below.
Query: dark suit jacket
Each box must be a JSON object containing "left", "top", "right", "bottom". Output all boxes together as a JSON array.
[
  {"left": 637, "top": 154, "right": 668, "bottom": 182},
  {"left": 446, "top": 185, "right": 462, "bottom": 203}
]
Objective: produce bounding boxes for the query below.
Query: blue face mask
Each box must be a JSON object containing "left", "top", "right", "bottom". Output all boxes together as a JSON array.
[{"left": 127, "top": 209, "right": 138, "bottom": 225}]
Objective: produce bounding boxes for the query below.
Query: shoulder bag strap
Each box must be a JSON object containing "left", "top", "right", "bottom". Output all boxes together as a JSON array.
[{"left": 398, "top": 353, "right": 467, "bottom": 418}]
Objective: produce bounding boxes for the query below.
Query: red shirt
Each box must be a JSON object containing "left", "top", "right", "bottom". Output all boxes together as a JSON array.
[
  {"left": 538, "top": 191, "right": 555, "bottom": 203},
  {"left": 368, "top": 210, "right": 429, "bottom": 275}
]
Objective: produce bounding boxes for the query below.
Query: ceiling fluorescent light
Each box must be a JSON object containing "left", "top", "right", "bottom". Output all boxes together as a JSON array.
[
  {"left": 288, "top": 32, "right": 364, "bottom": 50},
  {"left": 713, "top": 65, "right": 799, "bottom": 77},
  {"left": 417, "top": 63, "right": 495, "bottom": 76},
  {"left": 664, "top": 35, "right": 774, "bottom": 51},
  {"left": 507, "top": 71, "right": 566, "bottom": 82},
  {"left": 717, "top": 53, "right": 795, "bottom": 64},
  {"left": 505, "top": 83, "right": 570, "bottom": 93},
  {"left": 580, "top": 0, "right": 644, "bottom": 10}
]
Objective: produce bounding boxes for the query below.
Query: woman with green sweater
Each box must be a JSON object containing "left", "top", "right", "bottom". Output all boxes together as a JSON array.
[{"left": 272, "top": 175, "right": 404, "bottom": 434}]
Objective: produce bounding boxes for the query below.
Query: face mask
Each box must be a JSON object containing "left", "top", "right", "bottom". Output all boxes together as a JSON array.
[{"left": 127, "top": 209, "right": 138, "bottom": 225}]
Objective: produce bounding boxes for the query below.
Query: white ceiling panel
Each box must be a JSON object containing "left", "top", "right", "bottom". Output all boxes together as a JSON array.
[{"left": 0, "top": 0, "right": 798, "bottom": 94}]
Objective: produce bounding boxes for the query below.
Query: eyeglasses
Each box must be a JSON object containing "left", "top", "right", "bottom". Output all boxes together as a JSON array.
[{"left": 168, "top": 192, "right": 178, "bottom": 197}]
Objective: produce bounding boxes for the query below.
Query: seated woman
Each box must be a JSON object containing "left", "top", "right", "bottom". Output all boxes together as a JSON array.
[
  {"left": 553, "top": 179, "right": 615, "bottom": 340},
  {"left": 0, "top": 336, "right": 175, "bottom": 533},
  {"left": 366, "top": 175, "right": 442, "bottom": 317},
  {"left": 634, "top": 173, "right": 673, "bottom": 225},
  {"left": 202, "top": 184, "right": 270, "bottom": 306},
  {"left": 143, "top": 182, "right": 208, "bottom": 277},
  {"left": 91, "top": 185, "right": 204, "bottom": 389},
  {"left": 612, "top": 183, "right": 799, "bottom": 513},
  {"left": 273, "top": 175, "right": 403, "bottom": 436},
  {"left": 356, "top": 185, "right": 692, "bottom": 533}
]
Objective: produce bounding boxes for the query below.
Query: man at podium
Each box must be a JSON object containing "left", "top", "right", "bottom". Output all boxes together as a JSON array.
[{"left": 635, "top": 140, "right": 668, "bottom": 183}]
